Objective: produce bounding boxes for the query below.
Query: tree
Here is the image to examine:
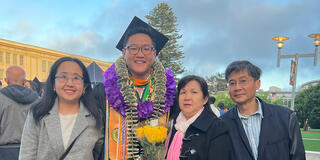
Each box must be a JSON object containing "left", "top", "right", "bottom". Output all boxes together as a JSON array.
[
  {"left": 272, "top": 98, "right": 284, "bottom": 106},
  {"left": 206, "top": 72, "right": 227, "bottom": 96},
  {"left": 309, "top": 106, "right": 320, "bottom": 129},
  {"left": 295, "top": 82, "right": 320, "bottom": 130},
  {"left": 257, "top": 91, "right": 272, "bottom": 103},
  {"left": 145, "top": 2, "right": 185, "bottom": 76},
  {"left": 257, "top": 91, "right": 286, "bottom": 106},
  {"left": 214, "top": 92, "right": 235, "bottom": 109}
]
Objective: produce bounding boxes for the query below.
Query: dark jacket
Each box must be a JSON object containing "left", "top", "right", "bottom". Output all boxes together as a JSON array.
[
  {"left": 166, "top": 106, "right": 233, "bottom": 160},
  {"left": 221, "top": 97, "right": 305, "bottom": 160},
  {"left": 0, "top": 85, "right": 38, "bottom": 160}
]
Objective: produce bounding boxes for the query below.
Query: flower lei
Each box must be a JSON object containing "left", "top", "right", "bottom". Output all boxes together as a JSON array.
[
  {"left": 103, "top": 56, "right": 176, "bottom": 119},
  {"left": 103, "top": 56, "right": 176, "bottom": 158}
]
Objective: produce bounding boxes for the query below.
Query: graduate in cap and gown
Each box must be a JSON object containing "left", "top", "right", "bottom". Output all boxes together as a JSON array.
[{"left": 103, "top": 16, "right": 176, "bottom": 160}]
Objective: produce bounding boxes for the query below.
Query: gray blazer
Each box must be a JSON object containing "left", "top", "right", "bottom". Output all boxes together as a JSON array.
[{"left": 19, "top": 99, "right": 103, "bottom": 160}]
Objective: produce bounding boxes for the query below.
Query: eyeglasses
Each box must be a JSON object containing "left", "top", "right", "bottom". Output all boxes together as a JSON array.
[
  {"left": 228, "top": 79, "right": 251, "bottom": 88},
  {"left": 55, "top": 75, "right": 83, "bottom": 84},
  {"left": 124, "top": 45, "right": 155, "bottom": 55}
]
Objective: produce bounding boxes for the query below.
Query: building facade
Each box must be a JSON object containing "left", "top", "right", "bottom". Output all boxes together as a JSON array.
[
  {"left": 299, "top": 80, "right": 320, "bottom": 92},
  {"left": 268, "top": 80, "right": 319, "bottom": 108},
  {"left": 0, "top": 39, "right": 112, "bottom": 87}
]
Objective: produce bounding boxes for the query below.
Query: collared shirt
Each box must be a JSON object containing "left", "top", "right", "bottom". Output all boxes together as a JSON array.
[{"left": 237, "top": 98, "right": 264, "bottom": 160}]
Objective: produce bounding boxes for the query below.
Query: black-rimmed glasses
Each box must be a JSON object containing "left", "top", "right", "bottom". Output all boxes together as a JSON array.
[
  {"left": 55, "top": 75, "right": 83, "bottom": 84},
  {"left": 124, "top": 45, "right": 155, "bottom": 55}
]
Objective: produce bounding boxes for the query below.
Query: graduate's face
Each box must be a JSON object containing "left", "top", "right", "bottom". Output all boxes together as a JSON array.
[{"left": 122, "top": 33, "right": 156, "bottom": 80}]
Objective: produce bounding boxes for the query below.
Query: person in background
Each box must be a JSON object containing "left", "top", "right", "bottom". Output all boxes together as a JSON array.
[
  {"left": 32, "top": 78, "right": 44, "bottom": 97},
  {"left": 165, "top": 75, "right": 233, "bottom": 160},
  {"left": 19, "top": 57, "right": 104, "bottom": 160},
  {"left": 24, "top": 80, "right": 38, "bottom": 94},
  {"left": 0, "top": 80, "right": 2, "bottom": 89},
  {"left": 218, "top": 102, "right": 226, "bottom": 116},
  {"left": 208, "top": 96, "right": 220, "bottom": 117},
  {"left": 221, "top": 60, "right": 305, "bottom": 160},
  {"left": 0, "top": 66, "right": 38, "bottom": 160}
]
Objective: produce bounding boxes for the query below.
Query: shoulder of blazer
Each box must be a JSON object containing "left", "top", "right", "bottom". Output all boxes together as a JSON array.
[
  {"left": 257, "top": 97, "right": 292, "bottom": 119},
  {"left": 221, "top": 106, "right": 237, "bottom": 120}
]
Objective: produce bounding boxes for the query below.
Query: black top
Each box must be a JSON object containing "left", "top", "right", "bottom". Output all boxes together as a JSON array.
[
  {"left": 166, "top": 106, "right": 233, "bottom": 160},
  {"left": 221, "top": 97, "right": 306, "bottom": 160}
]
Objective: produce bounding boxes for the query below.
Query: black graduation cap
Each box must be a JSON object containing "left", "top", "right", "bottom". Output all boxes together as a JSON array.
[{"left": 116, "top": 16, "right": 169, "bottom": 55}]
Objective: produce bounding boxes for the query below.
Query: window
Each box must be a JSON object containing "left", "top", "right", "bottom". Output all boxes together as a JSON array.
[
  {"left": 0, "top": 51, "right": 3, "bottom": 63},
  {"left": 20, "top": 55, "right": 24, "bottom": 65},
  {"left": 6, "top": 53, "right": 10, "bottom": 64},
  {"left": 0, "top": 69, "right": 3, "bottom": 79},
  {"left": 283, "top": 100, "right": 288, "bottom": 105},
  {"left": 48, "top": 61, "right": 53, "bottom": 72},
  {"left": 282, "top": 99, "right": 290, "bottom": 107},
  {"left": 13, "top": 54, "right": 17, "bottom": 65},
  {"left": 42, "top": 60, "right": 46, "bottom": 72}
]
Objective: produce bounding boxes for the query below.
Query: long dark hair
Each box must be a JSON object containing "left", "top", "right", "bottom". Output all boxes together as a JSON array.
[
  {"left": 31, "top": 57, "right": 104, "bottom": 128},
  {"left": 92, "top": 82, "right": 106, "bottom": 118},
  {"left": 170, "top": 75, "right": 210, "bottom": 119}
]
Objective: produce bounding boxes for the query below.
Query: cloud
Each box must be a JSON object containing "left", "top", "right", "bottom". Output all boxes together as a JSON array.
[
  {"left": 0, "top": 19, "right": 36, "bottom": 44},
  {"left": 167, "top": 0, "right": 320, "bottom": 90},
  {"left": 44, "top": 30, "right": 118, "bottom": 62},
  {"left": 42, "top": 0, "right": 161, "bottom": 62},
  {"left": 1, "top": 0, "right": 319, "bottom": 91}
]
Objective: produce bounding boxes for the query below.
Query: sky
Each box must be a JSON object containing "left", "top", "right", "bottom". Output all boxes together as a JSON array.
[{"left": 1, "top": 0, "right": 319, "bottom": 91}]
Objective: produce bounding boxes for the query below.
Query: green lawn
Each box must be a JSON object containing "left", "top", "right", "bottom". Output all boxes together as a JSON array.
[
  {"left": 308, "top": 129, "right": 320, "bottom": 132},
  {"left": 301, "top": 129, "right": 320, "bottom": 152},
  {"left": 303, "top": 140, "right": 320, "bottom": 152},
  {"left": 302, "top": 132, "right": 320, "bottom": 139}
]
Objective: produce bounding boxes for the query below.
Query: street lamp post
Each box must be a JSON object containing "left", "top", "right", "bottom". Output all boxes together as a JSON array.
[{"left": 272, "top": 33, "right": 320, "bottom": 111}]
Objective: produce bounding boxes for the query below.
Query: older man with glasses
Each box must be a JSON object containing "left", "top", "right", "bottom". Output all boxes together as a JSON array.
[
  {"left": 221, "top": 60, "right": 305, "bottom": 160},
  {"left": 103, "top": 16, "right": 176, "bottom": 160}
]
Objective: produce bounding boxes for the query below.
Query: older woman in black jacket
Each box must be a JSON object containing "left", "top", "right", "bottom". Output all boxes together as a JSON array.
[{"left": 165, "top": 75, "right": 233, "bottom": 160}]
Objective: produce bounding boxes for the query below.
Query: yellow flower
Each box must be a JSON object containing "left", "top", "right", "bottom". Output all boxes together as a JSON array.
[
  {"left": 136, "top": 125, "right": 168, "bottom": 144},
  {"left": 136, "top": 127, "right": 145, "bottom": 139},
  {"left": 136, "top": 125, "right": 168, "bottom": 160}
]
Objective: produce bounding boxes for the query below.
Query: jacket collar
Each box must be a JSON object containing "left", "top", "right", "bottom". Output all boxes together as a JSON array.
[
  {"left": 225, "top": 97, "right": 273, "bottom": 159},
  {"left": 257, "top": 97, "right": 272, "bottom": 118},
  {"left": 226, "top": 97, "right": 272, "bottom": 119},
  {"left": 43, "top": 98, "right": 90, "bottom": 157},
  {"left": 190, "top": 106, "right": 216, "bottom": 132}
]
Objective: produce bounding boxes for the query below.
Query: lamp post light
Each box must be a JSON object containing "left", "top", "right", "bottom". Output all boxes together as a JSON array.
[{"left": 272, "top": 33, "right": 319, "bottom": 111}]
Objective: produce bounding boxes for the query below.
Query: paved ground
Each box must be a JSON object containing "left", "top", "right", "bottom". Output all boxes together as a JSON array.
[
  {"left": 303, "top": 138, "right": 320, "bottom": 141},
  {"left": 306, "top": 151, "right": 320, "bottom": 160}
]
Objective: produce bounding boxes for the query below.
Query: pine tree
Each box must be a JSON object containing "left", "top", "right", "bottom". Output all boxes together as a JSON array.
[
  {"left": 206, "top": 72, "right": 228, "bottom": 95},
  {"left": 145, "top": 2, "right": 185, "bottom": 76}
]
